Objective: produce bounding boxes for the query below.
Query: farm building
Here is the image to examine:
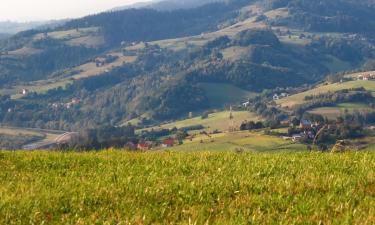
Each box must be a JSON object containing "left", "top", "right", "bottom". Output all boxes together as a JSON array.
[
  {"left": 162, "top": 139, "right": 175, "bottom": 148},
  {"left": 358, "top": 73, "right": 375, "bottom": 81},
  {"left": 124, "top": 141, "right": 137, "bottom": 151},
  {"left": 299, "top": 120, "right": 312, "bottom": 130},
  {"left": 292, "top": 134, "right": 303, "bottom": 142},
  {"left": 21, "top": 89, "right": 29, "bottom": 95},
  {"left": 137, "top": 142, "right": 153, "bottom": 151}
]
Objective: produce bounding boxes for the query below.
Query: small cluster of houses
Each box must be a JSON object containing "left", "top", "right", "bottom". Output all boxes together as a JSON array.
[
  {"left": 241, "top": 92, "right": 290, "bottom": 107},
  {"left": 290, "top": 120, "right": 316, "bottom": 142},
  {"left": 282, "top": 119, "right": 330, "bottom": 142},
  {"left": 357, "top": 73, "right": 375, "bottom": 81},
  {"left": 273, "top": 93, "right": 289, "bottom": 101},
  {"left": 50, "top": 98, "right": 81, "bottom": 109},
  {"left": 125, "top": 138, "right": 176, "bottom": 151},
  {"left": 20, "top": 88, "right": 37, "bottom": 96}
]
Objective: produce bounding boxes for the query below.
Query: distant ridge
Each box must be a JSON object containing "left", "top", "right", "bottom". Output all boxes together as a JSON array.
[{"left": 112, "top": 0, "right": 224, "bottom": 11}]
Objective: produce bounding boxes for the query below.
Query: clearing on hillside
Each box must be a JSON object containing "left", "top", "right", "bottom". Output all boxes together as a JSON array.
[
  {"left": 199, "top": 83, "right": 255, "bottom": 108},
  {"left": 278, "top": 80, "right": 375, "bottom": 108},
  {"left": 147, "top": 111, "right": 260, "bottom": 132}
]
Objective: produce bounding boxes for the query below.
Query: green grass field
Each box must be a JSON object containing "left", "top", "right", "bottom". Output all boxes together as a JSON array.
[
  {"left": 308, "top": 103, "right": 374, "bottom": 119},
  {"left": 199, "top": 83, "right": 255, "bottom": 108},
  {"left": 278, "top": 80, "right": 375, "bottom": 108},
  {"left": 171, "top": 131, "right": 305, "bottom": 152},
  {"left": 148, "top": 111, "right": 260, "bottom": 132},
  {"left": 1, "top": 150, "right": 375, "bottom": 224}
]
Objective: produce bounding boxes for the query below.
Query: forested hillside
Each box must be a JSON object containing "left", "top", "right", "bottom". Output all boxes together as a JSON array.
[{"left": 0, "top": 0, "right": 375, "bottom": 132}]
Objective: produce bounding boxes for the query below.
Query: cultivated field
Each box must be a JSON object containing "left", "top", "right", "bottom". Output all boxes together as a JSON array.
[{"left": 1, "top": 151, "right": 375, "bottom": 224}]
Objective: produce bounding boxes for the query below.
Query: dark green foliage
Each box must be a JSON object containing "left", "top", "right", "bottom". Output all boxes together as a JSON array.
[
  {"left": 187, "top": 61, "right": 306, "bottom": 91},
  {"left": 205, "top": 36, "right": 231, "bottom": 49},
  {"left": 75, "top": 125, "right": 136, "bottom": 150},
  {"left": 62, "top": 2, "right": 246, "bottom": 46},
  {"left": 267, "top": 0, "right": 375, "bottom": 34},
  {"left": 240, "top": 121, "right": 264, "bottom": 130},
  {"left": 149, "top": 82, "right": 209, "bottom": 120},
  {"left": 309, "top": 37, "right": 375, "bottom": 63},
  {"left": 233, "top": 29, "right": 280, "bottom": 47}
]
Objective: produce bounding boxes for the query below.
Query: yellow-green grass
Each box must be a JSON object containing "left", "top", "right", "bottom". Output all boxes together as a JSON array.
[
  {"left": 0, "top": 127, "right": 61, "bottom": 141},
  {"left": 10, "top": 79, "right": 73, "bottom": 99},
  {"left": 7, "top": 47, "right": 42, "bottom": 57},
  {"left": 66, "top": 35, "right": 105, "bottom": 47},
  {"left": 199, "top": 83, "right": 255, "bottom": 108},
  {"left": 33, "top": 27, "right": 99, "bottom": 40},
  {"left": 308, "top": 103, "right": 374, "bottom": 119},
  {"left": 172, "top": 131, "right": 305, "bottom": 152},
  {"left": 152, "top": 35, "right": 212, "bottom": 51},
  {"left": 221, "top": 46, "right": 250, "bottom": 61},
  {"left": 278, "top": 80, "right": 375, "bottom": 108},
  {"left": 148, "top": 111, "right": 260, "bottom": 132},
  {"left": 72, "top": 54, "right": 136, "bottom": 79},
  {"left": 2, "top": 151, "right": 375, "bottom": 224},
  {"left": 0, "top": 127, "right": 44, "bottom": 138}
]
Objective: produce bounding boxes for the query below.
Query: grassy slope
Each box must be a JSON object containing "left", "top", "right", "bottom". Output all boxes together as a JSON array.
[
  {"left": 309, "top": 103, "right": 374, "bottom": 119},
  {"left": 147, "top": 111, "right": 260, "bottom": 132},
  {"left": 199, "top": 83, "right": 255, "bottom": 108},
  {"left": 278, "top": 80, "right": 375, "bottom": 108},
  {"left": 1, "top": 151, "right": 375, "bottom": 224},
  {"left": 171, "top": 131, "right": 305, "bottom": 152}
]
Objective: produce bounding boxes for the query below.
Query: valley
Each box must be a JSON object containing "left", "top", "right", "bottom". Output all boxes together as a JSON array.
[
  {"left": 0, "top": 0, "right": 375, "bottom": 151},
  {"left": 2, "top": 0, "right": 375, "bottom": 223}
]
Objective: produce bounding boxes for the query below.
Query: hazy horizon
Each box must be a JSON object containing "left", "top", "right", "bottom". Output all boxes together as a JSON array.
[{"left": 0, "top": 0, "right": 154, "bottom": 22}]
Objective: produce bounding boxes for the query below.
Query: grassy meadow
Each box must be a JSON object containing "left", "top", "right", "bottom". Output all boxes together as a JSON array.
[
  {"left": 199, "top": 83, "right": 255, "bottom": 108},
  {"left": 170, "top": 131, "right": 305, "bottom": 152},
  {"left": 277, "top": 80, "right": 375, "bottom": 108},
  {"left": 1, "top": 150, "right": 375, "bottom": 224},
  {"left": 308, "top": 103, "right": 375, "bottom": 120},
  {"left": 146, "top": 111, "right": 260, "bottom": 132}
]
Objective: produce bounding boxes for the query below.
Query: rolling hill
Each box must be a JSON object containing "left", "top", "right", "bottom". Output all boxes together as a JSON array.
[{"left": 0, "top": 0, "right": 375, "bottom": 133}]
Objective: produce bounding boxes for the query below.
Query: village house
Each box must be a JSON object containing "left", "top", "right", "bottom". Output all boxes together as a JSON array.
[
  {"left": 162, "top": 138, "right": 175, "bottom": 148},
  {"left": 299, "top": 119, "right": 312, "bottom": 130},
  {"left": 65, "top": 98, "right": 81, "bottom": 109},
  {"left": 358, "top": 73, "right": 375, "bottom": 81},
  {"left": 273, "top": 93, "right": 289, "bottom": 101},
  {"left": 242, "top": 101, "right": 250, "bottom": 107},
  {"left": 137, "top": 141, "right": 153, "bottom": 151},
  {"left": 292, "top": 134, "right": 303, "bottom": 142},
  {"left": 21, "top": 89, "right": 29, "bottom": 95},
  {"left": 124, "top": 141, "right": 137, "bottom": 151},
  {"left": 280, "top": 93, "right": 289, "bottom": 98}
]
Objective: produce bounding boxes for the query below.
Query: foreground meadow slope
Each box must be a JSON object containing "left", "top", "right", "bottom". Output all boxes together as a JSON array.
[{"left": 1, "top": 151, "right": 375, "bottom": 224}]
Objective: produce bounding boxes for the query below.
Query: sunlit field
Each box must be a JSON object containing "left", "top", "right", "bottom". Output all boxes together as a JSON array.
[{"left": 1, "top": 150, "right": 375, "bottom": 224}]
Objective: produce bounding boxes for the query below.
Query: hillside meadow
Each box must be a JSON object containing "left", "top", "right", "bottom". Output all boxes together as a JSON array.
[{"left": 1, "top": 150, "right": 375, "bottom": 224}]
